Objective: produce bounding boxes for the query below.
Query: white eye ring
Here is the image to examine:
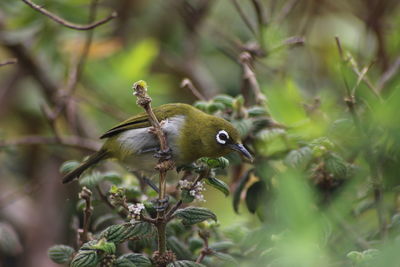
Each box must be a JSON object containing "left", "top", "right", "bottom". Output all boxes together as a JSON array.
[{"left": 216, "top": 130, "right": 229, "bottom": 144}]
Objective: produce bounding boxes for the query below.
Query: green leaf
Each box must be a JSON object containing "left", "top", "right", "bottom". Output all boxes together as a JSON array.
[
  {"left": 205, "top": 177, "right": 229, "bottom": 196},
  {"left": 245, "top": 181, "right": 268, "bottom": 214},
  {"left": 48, "top": 245, "right": 75, "bottom": 264},
  {"left": 201, "top": 157, "right": 229, "bottom": 169},
  {"left": 100, "top": 222, "right": 153, "bottom": 243},
  {"left": 207, "top": 102, "right": 226, "bottom": 113},
  {"left": 114, "top": 257, "right": 137, "bottom": 267},
  {"left": 59, "top": 160, "right": 79, "bottom": 174},
  {"left": 194, "top": 101, "right": 209, "bottom": 112},
  {"left": 173, "top": 207, "right": 217, "bottom": 225},
  {"left": 181, "top": 189, "right": 195, "bottom": 203},
  {"left": 188, "top": 237, "right": 203, "bottom": 252},
  {"left": 324, "top": 153, "right": 348, "bottom": 178},
  {"left": 167, "top": 236, "right": 194, "bottom": 260},
  {"left": 91, "top": 238, "right": 116, "bottom": 254},
  {"left": 284, "top": 147, "right": 313, "bottom": 169},
  {"left": 233, "top": 169, "right": 253, "bottom": 213},
  {"left": 79, "top": 172, "right": 104, "bottom": 187},
  {"left": 212, "top": 252, "right": 237, "bottom": 264},
  {"left": 71, "top": 250, "right": 98, "bottom": 267},
  {"left": 247, "top": 106, "right": 268, "bottom": 117},
  {"left": 209, "top": 241, "right": 234, "bottom": 251},
  {"left": 346, "top": 251, "right": 363, "bottom": 263},
  {"left": 118, "top": 253, "right": 152, "bottom": 267},
  {"left": 167, "top": 260, "right": 206, "bottom": 267},
  {"left": 213, "top": 94, "right": 234, "bottom": 108},
  {"left": 102, "top": 172, "right": 123, "bottom": 184}
]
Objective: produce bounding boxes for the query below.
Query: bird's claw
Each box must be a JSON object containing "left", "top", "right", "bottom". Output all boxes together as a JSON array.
[{"left": 152, "top": 196, "right": 169, "bottom": 212}]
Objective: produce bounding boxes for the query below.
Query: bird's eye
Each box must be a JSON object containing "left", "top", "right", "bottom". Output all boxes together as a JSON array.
[{"left": 216, "top": 130, "right": 229, "bottom": 144}]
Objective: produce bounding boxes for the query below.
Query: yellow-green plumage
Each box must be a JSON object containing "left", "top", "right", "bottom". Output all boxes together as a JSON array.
[{"left": 62, "top": 103, "right": 251, "bottom": 184}]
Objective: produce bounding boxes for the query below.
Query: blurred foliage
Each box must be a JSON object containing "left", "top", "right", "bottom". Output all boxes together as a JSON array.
[{"left": 2, "top": 0, "right": 400, "bottom": 267}]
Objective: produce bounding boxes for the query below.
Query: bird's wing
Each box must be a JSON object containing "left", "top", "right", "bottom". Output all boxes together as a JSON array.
[{"left": 100, "top": 103, "right": 187, "bottom": 139}]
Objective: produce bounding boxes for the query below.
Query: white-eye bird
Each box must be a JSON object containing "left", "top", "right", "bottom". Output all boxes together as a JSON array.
[{"left": 62, "top": 103, "right": 253, "bottom": 183}]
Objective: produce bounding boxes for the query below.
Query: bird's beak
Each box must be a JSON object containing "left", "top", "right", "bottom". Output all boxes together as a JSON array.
[{"left": 230, "top": 143, "right": 254, "bottom": 162}]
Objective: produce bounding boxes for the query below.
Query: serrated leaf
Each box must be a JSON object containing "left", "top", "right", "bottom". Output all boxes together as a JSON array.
[
  {"left": 113, "top": 257, "right": 136, "bottom": 267},
  {"left": 205, "top": 177, "right": 229, "bottom": 196},
  {"left": 102, "top": 172, "right": 123, "bottom": 184},
  {"left": 59, "top": 160, "right": 80, "bottom": 174},
  {"left": 167, "top": 236, "right": 194, "bottom": 260},
  {"left": 79, "top": 172, "right": 104, "bottom": 187},
  {"left": 0, "top": 222, "right": 22, "bottom": 256},
  {"left": 101, "top": 222, "right": 154, "bottom": 243},
  {"left": 212, "top": 252, "right": 237, "bottom": 264},
  {"left": 91, "top": 238, "right": 116, "bottom": 254},
  {"left": 324, "top": 153, "right": 348, "bottom": 178},
  {"left": 231, "top": 119, "right": 252, "bottom": 137},
  {"left": 167, "top": 260, "right": 206, "bottom": 267},
  {"left": 233, "top": 169, "right": 253, "bottom": 213},
  {"left": 201, "top": 157, "right": 229, "bottom": 169},
  {"left": 245, "top": 181, "right": 267, "bottom": 214},
  {"left": 207, "top": 102, "right": 226, "bottom": 113},
  {"left": 118, "top": 253, "right": 152, "bottom": 267},
  {"left": 48, "top": 245, "right": 75, "bottom": 264},
  {"left": 284, "top": 147, "right": 313, "bottom": 169},
  {"left": 213, "top": 94, "right": 234, "bottom": 108},
  {"left": 194, "top": 101, "right": 209, "bottom": 112},
  {"left": 247, "top": 106, "right": 268, "bottom": 117},
  {"left": 71, "top": 250, "right": 98, "bottom": 267},
  {"left": 173, "top": 207, "right": 217, "bottom": 225}
]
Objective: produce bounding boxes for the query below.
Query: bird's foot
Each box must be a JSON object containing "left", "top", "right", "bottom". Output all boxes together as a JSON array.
[
  {"left": 155, "top": 148, "right": 172, "bottom": 160},
  {"left": 148, "top": 119, "right": 168, "bottom": 134},
  {"left": 152, "top": 196, "right": 170, "bottom": 212}
]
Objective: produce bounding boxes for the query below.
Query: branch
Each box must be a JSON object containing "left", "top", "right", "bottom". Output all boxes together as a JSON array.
[
  {"left": 0, "top": 58, "right": 18, "bottom": 67},
  {"left": 21, "top": 0, "right": 117, "bottom": 31},
  {"left": 180, "top": 78, "right": 207, "bottom": 101},
  {"left": 0, "top": 135, "right": 101, "bottom": 152},
  {"left": 230, "top": 0, "right": 257, "bottom": 37},
  {"left": 78, "top": 187, "right": 93, "bottom": 245},
  {"left": 196, "top": 230, "right": 212, "bottom": 263}
]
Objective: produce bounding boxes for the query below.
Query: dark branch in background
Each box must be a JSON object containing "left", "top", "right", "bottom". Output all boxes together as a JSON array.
[
  {"left": 180, "top": 78, "right": 207, "bottom": 101},
  {"left": 21, "top": 0, "right": 117, "bottom": 31},
  {"left": 251, "top": 0, "right": 267, "bottom": 48},
  {"left": 0, "top": 135, "right": 100, "bottom": 152},
  {"left": 0, "top": 58, "right": 18, "bottom": 67},
  {"left": 377, "top": 55, "right": 400, "bottom": 93},
  {"left": 230, "top": 0, "right": 256, "bottom": 37},
  {"left": 335, "top": 36, "right": 387, "bottom": 240}
]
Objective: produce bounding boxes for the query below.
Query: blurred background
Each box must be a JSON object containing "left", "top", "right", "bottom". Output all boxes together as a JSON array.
[{"left": 1, "top": 0, "right": 400, "bottom": 266}]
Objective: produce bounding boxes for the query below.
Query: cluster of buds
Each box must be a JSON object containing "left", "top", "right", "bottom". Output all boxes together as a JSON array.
[
  {"left": 179, "top": 180, "right": 206, "bottom": 202},
  {"left": 128, "top": 203, "right": 145, "bottom": 223}
]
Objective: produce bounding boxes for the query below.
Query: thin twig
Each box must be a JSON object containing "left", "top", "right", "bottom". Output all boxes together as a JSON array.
[
  {"left": 78, "top": 187, "right": 93, "bottom": 244},
  {"left": 377, "top": 55, "right": 400, "bottom": 92},
  {"left": 196, "top": 230, "right": 212, "bottom": 263},
  {"left": 96, "top": 186, "right": 128, "bottom": 218},
  {"left": 0, "top": 58, "right": 18, "bottom": 67},
  {"left": 239, "top": 51, "right": 267, "bottom": 106},
  {"left": 180, "top": 78, "right": 207, "bottom": 101},
  {"left": 230, "top": 0, "right": 257, "bottom": 37},
  {"left": 0, "top": 135, "right": 100, "bottom": 152},
  {"left": 335, "top": 36, "right": 387, "bottom": 240},
  {"left": 21, "top": 0, "right": 117, "bottom": 31}
]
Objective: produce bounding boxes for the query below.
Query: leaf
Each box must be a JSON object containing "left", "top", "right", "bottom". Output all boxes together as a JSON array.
[
  {"left": 212, "top": 252, "right": 238, "bottom": 264},
  {"left": 188, "top": 237, "right": 203, "bottom": 252},
  {"left": 181, "top": 189, "right": 195, "bottom": 203},
  {"left": 48, "top": 245, "right": 75, "bottom": 264},
  {"left": 205, "top": 177, "right": 229, "bottom": 196},
  {"left": 212, "top": 94, "right": 235, "bottom": 108},
  {"left": 118, "top": 253, "right": 152, "bottom": 267},
  {"left": 113, "top": 257, "right": 136, "bottom": 267},
  {"left": 70, "top": 250, "right": 98, "bottom": 267},
  {"left": 201, "top": 157, "right": 229, "bottom": 169},
  {"left": 284, "top": 147, "right": 313, "bottom": 169},
  {"left": 0, "top": 222, "right": 22, "bottom": 256},
  {"left": 167, "top": 236, "right": 194, "bottom": 260},
  {"left": 79, "top": 172, "right": 104, "bottom": 187},
  {"left": 209, "top": 241, "right": 234, "bottom": 251},
  {"left": 173, "top": 207, "right": 217, "bottom": 225},
  {"left": 59, "top": 160, "right": 80, "bottom": 174},
  {"left": 245, "top": 181, "right": 267, "bottom": 214},
  {"left": 247, "top": 106, "right": 269, "bottom": 117},
  {"left": 100, "top": 222, "right": 153, "bottom": 243},
  {"left": 167, "top": 260, "right": 206, "bottom": 267},
  {"left": 207, "top": 102, "right": 226, "bottom": 113},
  {"left": 324, "top": 153, "right": 348, "bottom": 178},
  {"left": 233, "top": 169, "right": 253, "bottom": 213},
  {"left": 91, "top": 238, "right": 116, "bottom": 254},
  {"left": 102, "top": 171, "right": 123, "bottom": 184}
]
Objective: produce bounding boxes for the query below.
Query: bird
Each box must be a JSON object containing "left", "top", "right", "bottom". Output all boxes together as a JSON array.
[{"left": 62, "top": 103, "right": 253, "bottom": 184}]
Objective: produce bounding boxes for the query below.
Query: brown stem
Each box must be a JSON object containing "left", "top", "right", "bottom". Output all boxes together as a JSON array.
[
  {"left": 78, "top": 187, "right": 93, "bottom": 245},
  {"left": 21, "top": 0, "right": 117, "bottom": 31},
  {"left": 133, "top": 81, "right": 174, "bottom": 257},
  {"left": 180, "top": 78, "right": 207, "bottom": 101},
  {"left": 196, "top": 230, "right": 211, "bottom": 263}
]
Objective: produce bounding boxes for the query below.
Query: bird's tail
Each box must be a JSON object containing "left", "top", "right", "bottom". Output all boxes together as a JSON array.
[{"left": 62, "top": 149, "right": 109, "bottom": 184}]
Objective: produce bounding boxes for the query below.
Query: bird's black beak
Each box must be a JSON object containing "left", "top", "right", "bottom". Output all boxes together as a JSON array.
[{"left": 230, "top": 143, "right": 254, "bottom": 162}]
